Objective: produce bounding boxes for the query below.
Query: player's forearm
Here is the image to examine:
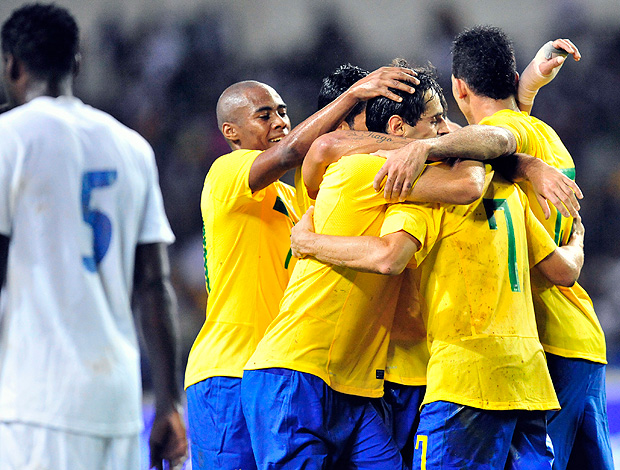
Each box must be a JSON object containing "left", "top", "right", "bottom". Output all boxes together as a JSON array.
[
  {"left": 0, "top": 234, "right": 9, "bottom": 289},
  {"left": 407, "top": 160, "right": 485, "bottom": 204},
  {"left": 281, "top": 92, "right": 364, "bottom": 164},
  {"left": 491, "top": 153, "right": 537, "bottom": 183},
  {"left": 138, "top": 278, "right": 183, "bottom": 413},
  {"left": 251, "top": 94, "right": 376, "bottom": 192},
  {"left": 423, "top": 125, "right": 516, "bottom": 161},
  {"left": 134, "top": 243, "right": 182, "bottom": 414},
  {"left": 536, "top": 228, "right": 584, "bottom": 287},
  {"left": 293, "top": 231, "right": 407, "bottom": 275},
  {"left": 550, "top": 243, "right": 583, "bottom": 287}
]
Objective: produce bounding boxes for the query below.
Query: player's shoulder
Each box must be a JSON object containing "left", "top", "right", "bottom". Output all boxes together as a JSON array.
[
  {"left": 77, "top": 100, "right": 152, "bottom": 151},
  {"left": 208, "top": 149, "right": 262, "bottom": 177}
]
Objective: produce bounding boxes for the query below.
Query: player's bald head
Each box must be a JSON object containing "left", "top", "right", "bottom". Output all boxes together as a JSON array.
[{"left": 216, "top": 80, "right": 275, "bottom": 128}]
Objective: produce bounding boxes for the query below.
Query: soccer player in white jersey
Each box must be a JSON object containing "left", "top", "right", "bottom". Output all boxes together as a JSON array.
[{"left": 0, "top": 4, "right": 187, "bottom": 469}]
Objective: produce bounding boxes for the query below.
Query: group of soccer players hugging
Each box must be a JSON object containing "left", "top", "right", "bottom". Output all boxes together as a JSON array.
[
  {"left": 0, "top": 3, "right": 612, "bottom": 470},
  {"left": 185, "top": 22, "right": 614, "bottom": 470}
]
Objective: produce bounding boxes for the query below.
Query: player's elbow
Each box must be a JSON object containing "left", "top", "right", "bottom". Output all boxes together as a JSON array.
[
  {"left": 549, "top": 273, "right": 577, "bottom": 288},
  {"left": 498, "top": 127, "right": 517, "bottom": 155},
  {"left": 374, "top": 251, "right": 408, "bottom": 276},
  {"left": 553, "top": 264, "right": 581, "bottom": 287},
  {"left": 309, "top": 133, "right": 340, "bottom": 163},
  {"left": 540, "top": 263, "right": 580, "bottom": 287},
  {"left": 459, "top": 180, "right": 484, "bottom": 204},
  {"left": 376, "top": 260, "right": 407, "bottom": 276},
  {"left": 278, "top": 140, "right": 306, "bottom": 168},
  {"left": 454, "top": 173, "right": 485, "bottom": 204}
]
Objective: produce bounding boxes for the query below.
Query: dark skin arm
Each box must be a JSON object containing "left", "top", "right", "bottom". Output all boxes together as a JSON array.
[
  {"left": 249, "top": 67, "right": 419, "bottom": 192},
  {"left": 0, "top": 233, "right": 8, "bottom": 288},
  {"left": 133, "top": 243, "right": 187, "bottom": 470}
]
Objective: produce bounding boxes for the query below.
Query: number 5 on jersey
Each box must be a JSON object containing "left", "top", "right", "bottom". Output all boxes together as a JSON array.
[{"left": 82, "top": 170, "right": 118, "bottom": 272}]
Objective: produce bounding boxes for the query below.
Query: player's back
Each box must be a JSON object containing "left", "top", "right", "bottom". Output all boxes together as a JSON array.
[
  {"left": 0, "top": 95, "right": 172, "bottom": 434},
  {"left": 480, "top": 109, "right": 606, "bottom": 363},
  {"left": 409, "top": 172, "right": 559, "bottom": 411}
]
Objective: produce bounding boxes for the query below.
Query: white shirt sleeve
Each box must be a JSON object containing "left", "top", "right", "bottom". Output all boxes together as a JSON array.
[
  {"left": 137, "top": 143, "right": 175, "bottom": 245},
  {"left": 0, "top": 122, "right": 20, "bottom": 237}
]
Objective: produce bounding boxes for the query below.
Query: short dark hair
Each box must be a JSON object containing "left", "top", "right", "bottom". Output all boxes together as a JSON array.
[
  {"left": 318, "top": 63, "right": 369, "bottom": 128},
  {"left": 1, "top": 3, "right": 79, "bottom": 81},
  {"left": 366, "top": 60, "right": 445, "bottom": 133},
  {"left": 451, "top": 25, "right": 517, "bottom": 100}
]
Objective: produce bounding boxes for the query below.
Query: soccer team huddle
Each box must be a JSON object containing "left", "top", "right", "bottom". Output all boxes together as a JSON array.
[
  {"left": 0, "top": 2, "right": 613, "bottom": 470},
  {"left": 185, "top": 26, "right": 613, "bottom": 470}
]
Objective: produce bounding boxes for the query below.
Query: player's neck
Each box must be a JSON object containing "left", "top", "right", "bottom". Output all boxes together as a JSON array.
[
  {"left": 469, "top": 95, "right": 519, "bottom": 124},
  {"left": 22, "top": 76, "right": 73, "bottom": 105}
]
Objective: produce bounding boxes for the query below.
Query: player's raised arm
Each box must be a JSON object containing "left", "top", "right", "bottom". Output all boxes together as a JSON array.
[
  {"left": 518, "top": 38, "right": 581, "bottom": 114},
  {"left": 133, "top": 243, "right": 188, "bottom": 470},
  {"left": 247, "top": 67, "right": 419, "bottom": 192}
]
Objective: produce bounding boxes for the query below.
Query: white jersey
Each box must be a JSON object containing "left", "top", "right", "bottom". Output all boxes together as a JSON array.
[{"left": 0, "top": 96, "right": 174, "bottom": 436}]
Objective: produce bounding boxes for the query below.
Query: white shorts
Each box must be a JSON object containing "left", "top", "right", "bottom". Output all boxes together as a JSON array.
[{"left": 0, "top": 422, "right": 140, "bottom": 470}]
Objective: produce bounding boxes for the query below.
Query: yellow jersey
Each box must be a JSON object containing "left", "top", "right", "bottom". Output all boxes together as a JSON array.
[
  {"left": 480, "top": 110, "right": 606, "bottom": 364},
  {"left": 246, "top": 154, "right": 421, "bottom": 398},
  {"left": 384, "top": 268, "right": 429, "bottom": 386},
  {"left": 387, "top": 172, "right": 560, "bottom": 410},
  {"left": 184, "top": 149, "right": 301, "bottom": 388}
]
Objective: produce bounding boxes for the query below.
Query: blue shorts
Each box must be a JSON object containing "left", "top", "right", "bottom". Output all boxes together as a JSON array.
[
  {"left": 241, "top": 368, "right": 404, "bottom": 470},
  {"left": 186, "top": 377, "right": 257, "bottom": 470},
  {"left": 412, "top": 401, "right": 553, "bottom": 470},
  {"left": 545, "top": 354, "right": 614, "bottom": 470},
  {"left": 375, "top": 382, "right": 425, "bottom": 469}
]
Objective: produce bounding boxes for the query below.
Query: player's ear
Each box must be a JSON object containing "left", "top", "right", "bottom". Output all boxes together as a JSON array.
[
  {"left": 336, "top": 121, "right": 351, "bottom": 131},
  {"left": 387, "top": 115, "right": 406, "bottom": 136},
  {"left": 221, "top": 122, "right": 238, "bottom": 141},
  {"left": 5, "top": 54, "right": 20, "bottom": 82},
  {"left": 451, "top": 76, "right": 468, "bottom": 100},
  {"left": 72, "top": 52, "right": 81, "bottom": 77}
]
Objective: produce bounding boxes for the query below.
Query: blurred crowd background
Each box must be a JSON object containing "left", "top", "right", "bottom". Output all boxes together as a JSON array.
[{"left": 1, "top": 0, "right": 620, "bottom": 371}]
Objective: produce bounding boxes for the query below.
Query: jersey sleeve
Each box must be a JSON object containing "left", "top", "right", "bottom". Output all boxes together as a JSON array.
[
  {"left": 480, "top": 111, "right": 531, "bottom": 154},
  {"left": 210, "top": 149, "right": 269, "bottom": 207},
  {"left": 137, "top": 143, "right": 175, "bottom": 245},
  {"left": 294, "top": 166, "right": 315, "bottom": 217},
  {"left": 0, "top": 122, "right": 19, "bottom": 236},
  {"left": 380, "top": 202, "right": 442, "bottom": 268},
  {"left": 520, "top": 187, "right": 557, "bottom": 265}
]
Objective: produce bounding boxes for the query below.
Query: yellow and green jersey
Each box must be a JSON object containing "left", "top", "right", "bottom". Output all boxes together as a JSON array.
[
  {"left": 391, "top": 172, "right": 559, "bottom": 410},
  {"left": 246, "top": 154, "right": 423, "bottom": 398},
  {"left": 184, "top": 149, "right": 301, "bottom": 388},
  {"left": 481, "top": 110, "right": 606, "bottom": 364}
]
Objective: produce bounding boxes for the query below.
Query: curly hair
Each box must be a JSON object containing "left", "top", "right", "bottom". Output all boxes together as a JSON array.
[
  {"left": 365, "top": 59, "right": 445, "bottom": 133},
  {"left": 2, "top": 3, "right": 79, "bottom": 81},
  {"left": 451, "top": 25, "right": 518, "bottom": 100}
]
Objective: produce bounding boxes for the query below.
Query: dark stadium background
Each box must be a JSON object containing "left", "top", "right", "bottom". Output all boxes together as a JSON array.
[{"left": 1, "top": 1, "right": 619, "bottom": 467}]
